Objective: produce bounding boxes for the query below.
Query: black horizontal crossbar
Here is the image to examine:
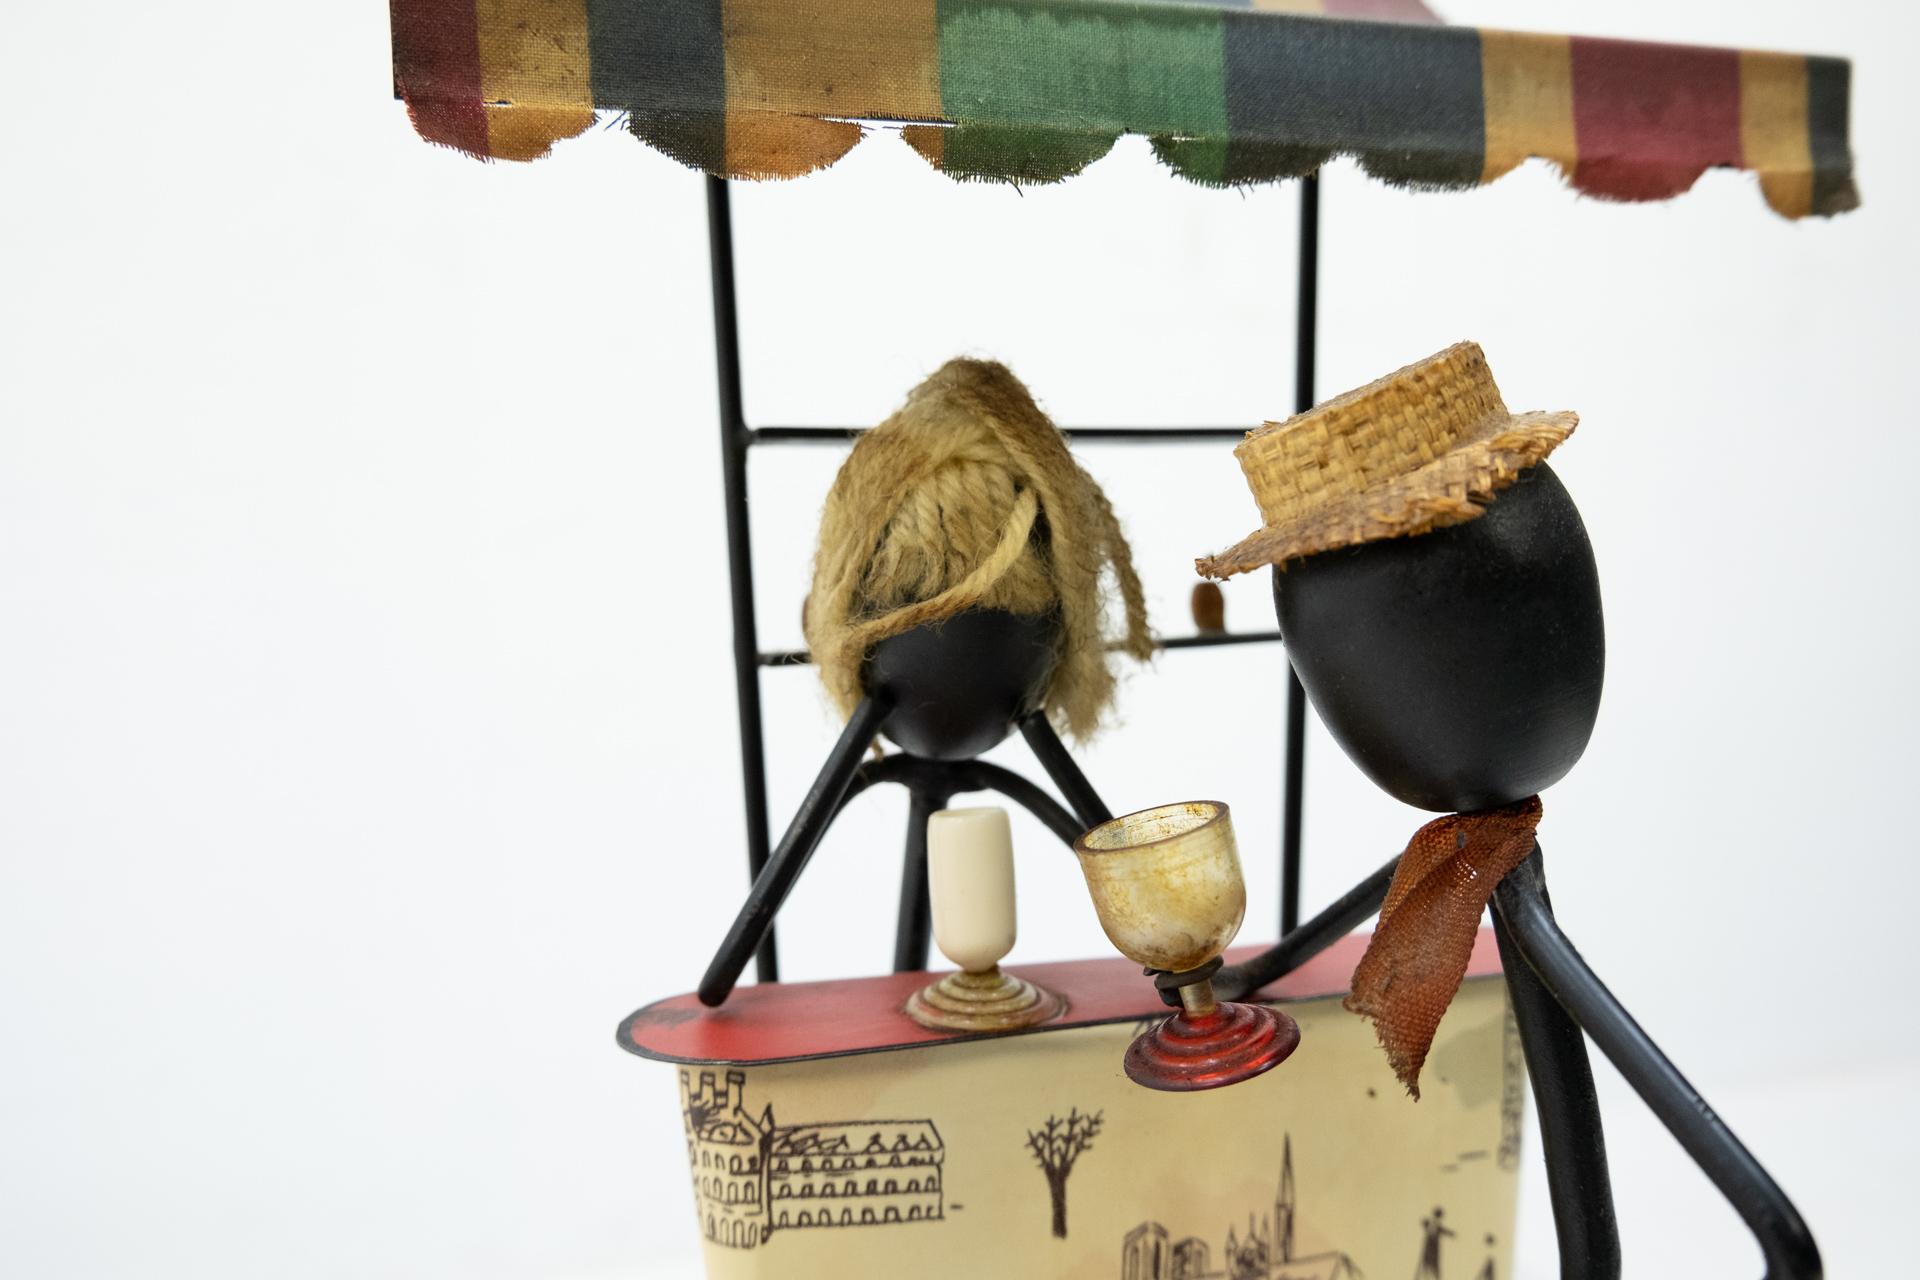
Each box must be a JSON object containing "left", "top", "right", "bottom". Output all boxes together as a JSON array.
[
  {"left": 758, "top": 629, "right": 1284, "bottom": 668},
  {"left": 747, "top": 425, "right": 1250, "bottom": 445}
]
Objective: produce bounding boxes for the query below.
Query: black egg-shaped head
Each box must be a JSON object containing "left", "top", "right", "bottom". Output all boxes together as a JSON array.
[
  {"left": 1271, "top": 463, "right": 1604, "bottom": 812},
  {"left": 865, "top": 610, "right": 1059, "bottom": 761}
]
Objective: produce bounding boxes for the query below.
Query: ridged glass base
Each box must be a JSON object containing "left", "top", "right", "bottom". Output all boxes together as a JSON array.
[
  {"left": 1124, "top": 1001, "right": 1300, "bottom": 1091},
  {"left": 904, "top": 967, "right": 1067, "bottom": 1033}
]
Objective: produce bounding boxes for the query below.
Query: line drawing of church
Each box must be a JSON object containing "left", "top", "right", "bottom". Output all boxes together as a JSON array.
[
  {"left": 1119, "top": 1135, "right": 1361, "bottom": 1280},
  {"left": 680, "top": 1069, "right": 945, "bottom": 1251},
  {"left": 1120, "top": 1135, "right": 1505, "bottom": 1280}
]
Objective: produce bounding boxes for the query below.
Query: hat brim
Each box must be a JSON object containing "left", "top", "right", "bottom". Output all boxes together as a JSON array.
[{"left": 1197, "top": 411, "right": 1577, "bottom": 580}]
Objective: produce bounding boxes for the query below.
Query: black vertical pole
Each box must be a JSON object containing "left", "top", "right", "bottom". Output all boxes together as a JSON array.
[
  {"left": 893, "top": 784, "right": 951, "bottom": 974},
  {"left": 1281, "top": 173, "right": 1319, "bottom": 934},
  {"left": 707, "top": 176, "right": 778, "bottom": 983}
]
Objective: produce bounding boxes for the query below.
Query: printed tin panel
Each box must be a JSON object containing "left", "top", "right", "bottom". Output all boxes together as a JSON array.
[{"left": 667, "top": 973, "right": 1521, "bottom": 1279}]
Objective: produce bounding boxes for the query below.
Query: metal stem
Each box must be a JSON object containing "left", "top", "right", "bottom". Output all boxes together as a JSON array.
[
  {"left": 706, "top": 176, "right": 778, "bottom": 983},
  {"left": 1178, "top": 979, "right": 1220, "bottom": 1018}
]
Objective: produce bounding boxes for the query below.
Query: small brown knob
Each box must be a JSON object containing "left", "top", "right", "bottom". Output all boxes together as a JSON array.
[{"left": 1190, "top": 581, "right": 1225, "bottom": 634}]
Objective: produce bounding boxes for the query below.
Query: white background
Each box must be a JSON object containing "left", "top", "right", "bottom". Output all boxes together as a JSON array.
[{"left": 3, "top": 0, "right": 1916, "bottom": 1275}]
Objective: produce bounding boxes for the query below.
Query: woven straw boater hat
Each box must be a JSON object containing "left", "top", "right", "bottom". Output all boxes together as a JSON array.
[{"left": 1197, "top": 342, "right": 1578, "bottom": 579}]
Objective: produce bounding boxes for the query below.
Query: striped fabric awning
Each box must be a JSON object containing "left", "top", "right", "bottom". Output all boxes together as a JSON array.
[{"left": 389, "top": 0, "right": 1858, "bottom": 219}]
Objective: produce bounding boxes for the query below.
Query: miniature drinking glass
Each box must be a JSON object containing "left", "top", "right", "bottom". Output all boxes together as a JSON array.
[
  {"left": 904, "top": 807, "right": 1065, "bottom": 1032},
  {"left": 1075, "top": 801, "right": 1300, "bottom": 1090}
]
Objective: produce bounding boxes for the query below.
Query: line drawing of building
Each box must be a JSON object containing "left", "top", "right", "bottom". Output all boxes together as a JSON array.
[
  {"left": 1123, "top": 1221, "right": 1171, "bottom": 1280},
  {"left": 1118, "top": 1135, "right": 1362, "bottom": 1280},
  {"left": 767, "top": 1120, "right": 944, "bottom": 1232},
  {"left": 1225, "top": 1212, "right": 1273, "bottom": 1279},
  {"left": 680, "top": 1069, "right": 944, "bottom": 1250},
  {"left": 1172, "top": 1235, "right": 1214, "bottom": 1279}
]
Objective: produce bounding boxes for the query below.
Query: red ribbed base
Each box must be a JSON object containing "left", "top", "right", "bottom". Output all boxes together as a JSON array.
[{"left": 1123, "top": 1002, "right": 1301, "bottom": 1092}]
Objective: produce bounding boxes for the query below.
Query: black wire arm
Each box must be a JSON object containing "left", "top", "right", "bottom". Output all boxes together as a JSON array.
[
  {"left": 1210, "top": 844, "right": 1817, "bottom": 1280},
  {"left": 698, "top": 694, "right": 892, "bottom": 1007},
  {"left": 1212, "top": 854, "right": 1399, "bottom": 1003}
]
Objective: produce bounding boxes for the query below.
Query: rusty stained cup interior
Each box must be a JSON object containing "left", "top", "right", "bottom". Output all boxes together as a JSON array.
[{"left": 1073, "top": 800, "right": 1247, "bottom": 975}]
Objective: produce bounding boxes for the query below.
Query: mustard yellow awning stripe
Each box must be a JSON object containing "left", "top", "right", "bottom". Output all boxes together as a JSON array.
[
  {"left": 476, "top": 0, "right": 595, "bottom": 162},
  {"left": 1479, "top": 30, "right": 1575, "bottom": 184},
  {"left": 1739, "top": 51, "right": 1814, "bottom": 221},
  {"left": 721, "top": 0, "right": 939, "bottom": 180}
]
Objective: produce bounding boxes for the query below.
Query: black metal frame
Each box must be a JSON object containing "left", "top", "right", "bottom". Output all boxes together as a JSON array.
[
  {"left": 699, "top": 171, "right": 1819, "bottom": 1278},
  {"left": 706, "top": 174, "right": 1314, "bottom": 984}
]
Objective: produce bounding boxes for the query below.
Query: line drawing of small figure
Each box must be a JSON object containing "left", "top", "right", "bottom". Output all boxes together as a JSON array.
[{"left": 1413, "top": 1206, "right": 1455, "bottom": 1280}]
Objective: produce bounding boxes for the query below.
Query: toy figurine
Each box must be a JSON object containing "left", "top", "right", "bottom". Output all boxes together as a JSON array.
[
  {"left": 699, "top": 360, "right": 1148, "bottom": 1007},
  {"left": 1199, "top": 341, "right": 1601, "bottom": 1095}
]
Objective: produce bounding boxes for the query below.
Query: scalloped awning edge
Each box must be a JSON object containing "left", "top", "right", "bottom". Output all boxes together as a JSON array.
[{"left": 389, "top": 0, "right": 1858, "bottom": 219}]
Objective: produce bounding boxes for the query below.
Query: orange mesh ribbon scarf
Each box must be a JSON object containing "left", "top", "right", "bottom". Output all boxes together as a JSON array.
[{"left": 1345, "top": 796, "right": 1543, "bottom": 1098}]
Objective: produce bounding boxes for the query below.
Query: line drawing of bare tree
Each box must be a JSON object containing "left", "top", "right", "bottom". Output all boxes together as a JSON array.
[{"left": 1025, "top": 1107, "right": 1103, "bottom": 1239}]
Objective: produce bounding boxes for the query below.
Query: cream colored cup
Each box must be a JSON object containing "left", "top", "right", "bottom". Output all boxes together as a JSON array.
[{"left": 927, "top": 807, "right": 1018, "bottom": 974}]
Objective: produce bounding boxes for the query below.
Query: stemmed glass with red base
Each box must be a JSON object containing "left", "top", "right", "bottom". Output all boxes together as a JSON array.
[{"left": 1075, "top": 801, "right": 1300, "bottom": 1091}]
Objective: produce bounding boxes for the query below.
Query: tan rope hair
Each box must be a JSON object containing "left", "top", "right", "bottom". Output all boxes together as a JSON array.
[{"left": 804, "top": 358, "right": 1152, "bottom": 741}]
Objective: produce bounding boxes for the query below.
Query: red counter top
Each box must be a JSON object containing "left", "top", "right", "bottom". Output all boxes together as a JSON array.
[{"left": 620, "top": 928, "right": 1502, "bottom": 1066}]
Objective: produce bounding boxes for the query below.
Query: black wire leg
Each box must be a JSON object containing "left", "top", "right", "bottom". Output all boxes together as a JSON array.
[
  {"left": 835, "top": 755, "right": 1079, "bottom": 848},
  {"left": 698, "top": 695, "right": 890, "bottom": 1007},
  {"left": 958, "top": 760, "right": 1086, "bottom": 848},
  {"left": 1491, "top": 854, "right": 1620, "bottom": 1280},
  {"left": 827, "top": 753, "right": 1086, "bottom": 968},
  {"left": 893, "top": 782, "right": 952, "bottom": 973},
  {"left": 1495, "top": 847, "right": 1821, "bottom": 1280},
  {"left": 1017, "top": 714, "right": 1112, "bottom": 830}
]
